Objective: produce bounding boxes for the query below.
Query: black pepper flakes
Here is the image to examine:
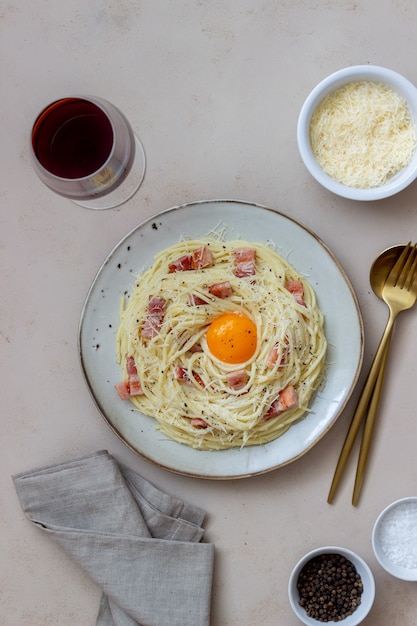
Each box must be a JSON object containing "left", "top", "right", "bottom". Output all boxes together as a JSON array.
[{"left": 297, "top": 553, "right": 363, "bottom": 622}]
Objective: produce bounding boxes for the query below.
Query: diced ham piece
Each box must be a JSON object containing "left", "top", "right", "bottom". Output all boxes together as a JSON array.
[
  {"left": 226, "top": 369, "right": 248, "bottom": 390},
  {"left": 190, "top": 279, "right": 233, "bottom": 305},
  {"left": 193, "top": 372, "right": 206, "bottom": 388},
  {"left": 191, "top": 245, "right": 214, "bottom": 270},
  {"left": 141, "top": 296, "right": 166, "bottom": 339},
  {"left": 116, "top": 356, "right": 145, "bottom": 399},
  {"left": 234, "top": 248, "right": 256, "bottom": 263},
  {"left": 168, "top": 254, "right": 193, "bottom": 273},
  {"left": 208, "top": 281, "right": 233, "bottom": 298},
  {"left": 148, "top": 295, "right": 165, "bottom": 316},
  {"left": 175, "top": 366, "right": 192, "bottom": 384},
  {"left": 267, "top": 344, "right": 280, "bottom": 368},
  {"left": 285, "top": 279, "right": 306, "bottom": 306},
  {"left": 188, "top": 293, "right": 207, "bottom": 306},
  {"left": 126, "top": 356, "right": 138, "bottom": 376},
  {"left": 233, "top": 248, "right": 256, "bottom": 277},
  {"left": 128, "top": 375, "right": 143, "bottom": 395},
  {"left": 188, "top": 342, "right": 203, "bottom": 353},
  {"left": 175, "top": 366, "right": 205, "bottom": 388},
  {"left": 115, "top": 380, "right": 131, "bottom": 400},
  {"left": 168, "top": 246, "right": 214, "bottom": 273},
  {"left": 266, "top": 337, "right": 289, "bottom": 368},
  {"left": 141, "top": 317, "right": 160, "bottom": 340},
  {"left": 262, "top": 385, "right": 298, "bottom": 421},
  {"left": 280, "top": 385, "right": 298, "bottom": 409},
  {"left": 190, "top": 417, "right": 208, "bottom": 429}
]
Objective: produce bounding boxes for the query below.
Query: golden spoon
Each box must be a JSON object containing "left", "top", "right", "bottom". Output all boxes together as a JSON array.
[
  {"left": 328, "top": 244, "right": 414, "bottom": 504},
  {"left": 350, "top": 246, "right": 404, "bottom": 505},
  {"left": 370, "top": 245, "right": 407, "bottom": 301}
]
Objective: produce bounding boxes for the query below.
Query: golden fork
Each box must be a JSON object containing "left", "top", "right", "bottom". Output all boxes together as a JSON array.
[{"left": 328, "top": 242, "right": 417, "bottom": 505}]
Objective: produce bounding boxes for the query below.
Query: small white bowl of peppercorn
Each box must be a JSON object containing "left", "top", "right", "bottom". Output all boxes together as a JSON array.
[{"left": 288, "top": 546, "right": 375, "bottom": 625}]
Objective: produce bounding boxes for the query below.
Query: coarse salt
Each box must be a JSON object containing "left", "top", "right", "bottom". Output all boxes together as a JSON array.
[{"left": 378, "top": 502, "right": 417, "bottom": 569}]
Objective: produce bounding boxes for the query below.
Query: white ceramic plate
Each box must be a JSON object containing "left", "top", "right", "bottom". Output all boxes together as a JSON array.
[{"left": 79, "top": 200, "right": 363, "bottom": 478}]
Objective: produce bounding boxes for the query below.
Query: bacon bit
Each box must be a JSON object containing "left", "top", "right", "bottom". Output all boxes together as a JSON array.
[
  {"left": 188, "top": 293, "right": 207, "bottom": 306},
  {"left": 115, "top": 380, "right": 131, "bottom": 400},
  {"left": 226, "top": 369, "right": 248, "bottom": 390},
  {"left": 123, "top": 356, "right": 145, "bottom": 395},
  {"left": 266, "top": 337, "right": 289, "bottom": 368},
  {"left": 126, "top": 355, "right": 138, "bottom": 376},
  {"left": 148, "top": 295, "right": 165, "bottom": 316},
  {"left": 175, "top": 366, "right": 205, "bottom": 388},
  {"left": 266, "top": 344, "right": 280, "bottom": 368},
  {"left": 233, "top": 248, "right": 256, "bottom": 277},
  {"left": 175, "top": 366, "right": 192, "bottom": 384},
  {"left": 190, "top": 417, "right": 208, "bottom": 429},
  {"left": 285, "top": 279, "right": 306, "bottom": 306},
  {"left": 279, "top": 385, "right": 298, "bottom": 409},
  {"left": 192, "top": 372, "right": 205, "bottom": 388},
  {"left": 115, "top": 355, "right": 144, "bottom": 399},
  {"left": 208, "top": 281, "right": 233, "bottom": 298},
  {"left": 262, "top": 385, "right": 298, "bottom": 421},
  {"left": 128, "top": 375, "right": 143, "bottom": 395},
  {"left": 234, "top": 248, "right": 256, "bottom": 263},
  {"left": 191, "top": 245, "right": 214, "bottom": 270},
  {"left": 168, "top": 246, "right": 214, "bottom": 273},
  {"left": 234, "top": 261, "right": 255, "bottom": 277},
  {"left": 188, "top": 342, "right": 203, "bottom": 353},
  {"left": 168, "top": 254, "right": 193, "bottom": 273},
  {"left": 141, "top": 318, "right": 160, "bottom": 339},
  {"left": 142, "top": 296, "right": 166, "bottom": 339}
]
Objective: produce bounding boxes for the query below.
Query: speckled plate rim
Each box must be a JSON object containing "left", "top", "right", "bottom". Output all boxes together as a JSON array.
[{"left": 78, "top": 199, "right": 364, "bottom": 479}]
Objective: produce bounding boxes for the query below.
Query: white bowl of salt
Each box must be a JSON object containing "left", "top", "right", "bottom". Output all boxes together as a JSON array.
[{"left": 372, "top": 497, "right": 417, "bottom": 581}]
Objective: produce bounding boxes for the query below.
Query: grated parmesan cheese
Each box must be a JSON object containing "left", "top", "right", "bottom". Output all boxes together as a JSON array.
[{"left": 310, "top": 80, "right": 417, "bottom": 188}]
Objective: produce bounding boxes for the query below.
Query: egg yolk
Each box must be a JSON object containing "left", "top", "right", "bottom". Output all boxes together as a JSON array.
[{"left": 206, "top": 312, "right": 257, "bottom": 364}]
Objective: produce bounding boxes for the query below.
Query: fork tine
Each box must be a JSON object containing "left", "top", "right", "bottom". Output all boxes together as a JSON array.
[
  {"left": 388, "top": 242, "right": 411, "bottom": 287},
  {"left": 396, "top": 243, "right": 417, "bottom": 289},
  {"left": 404, "top": 244, "right": 417, "bottom": 291}
]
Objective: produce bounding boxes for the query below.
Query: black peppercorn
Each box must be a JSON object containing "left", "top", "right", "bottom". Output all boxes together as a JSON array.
[{"left": 297, "top": 553, "right": 363, "bottom": 622}]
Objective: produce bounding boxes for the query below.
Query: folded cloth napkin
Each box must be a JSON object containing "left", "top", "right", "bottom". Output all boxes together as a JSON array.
[{"left": 13, "top": 450, "right": 214, "bottom": 626}]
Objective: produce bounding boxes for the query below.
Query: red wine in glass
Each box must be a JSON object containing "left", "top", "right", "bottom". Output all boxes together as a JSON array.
[{"left": 31, "top": 96, "right": 145, "bottom": 209}]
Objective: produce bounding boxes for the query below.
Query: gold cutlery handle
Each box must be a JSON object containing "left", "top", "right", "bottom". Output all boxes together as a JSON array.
[
  {"left": 351, "top": 334, "right": 391, "bottom": 505},
  {"left": 327, "top": 313, "right": 396, "bottom": 503}
]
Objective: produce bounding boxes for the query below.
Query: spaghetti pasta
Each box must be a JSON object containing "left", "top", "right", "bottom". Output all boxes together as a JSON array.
[{"left": 116, "top": 237, "right": 327, "bottom": 450}]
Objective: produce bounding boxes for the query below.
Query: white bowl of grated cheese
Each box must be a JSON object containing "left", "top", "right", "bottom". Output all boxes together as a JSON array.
[
  {"left": 372, "top": 497, "right": 417, "bottom": 581},
  {"left": 297, "top": 65, "right": 417, "bottom": 201}
]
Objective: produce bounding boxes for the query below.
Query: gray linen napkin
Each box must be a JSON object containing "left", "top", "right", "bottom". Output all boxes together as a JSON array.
[{"left": 13, "top": 450, "right": 214, "bottom": 626}]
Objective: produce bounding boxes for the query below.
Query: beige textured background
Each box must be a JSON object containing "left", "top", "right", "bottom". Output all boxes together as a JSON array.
[{"left": 2, "top": 1, "right": 417, "bottom": 624}]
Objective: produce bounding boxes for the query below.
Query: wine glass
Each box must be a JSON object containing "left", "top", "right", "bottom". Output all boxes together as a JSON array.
[{"left": 30, "top": 96, "right": 146, "bottom": 210}]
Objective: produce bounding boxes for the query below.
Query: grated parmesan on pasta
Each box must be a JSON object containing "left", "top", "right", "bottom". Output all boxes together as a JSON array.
[
  {"left": 310, "top": 81, "right": 417, "bottom": 188},
  {"left": 116, "top": 238, "right": 327, "bottom": 450}
]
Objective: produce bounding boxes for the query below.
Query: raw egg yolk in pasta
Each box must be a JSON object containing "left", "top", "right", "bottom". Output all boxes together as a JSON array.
[{"left": 206, "top": 312, "right": 257, "bottom": 364}]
